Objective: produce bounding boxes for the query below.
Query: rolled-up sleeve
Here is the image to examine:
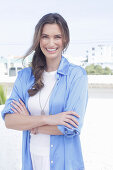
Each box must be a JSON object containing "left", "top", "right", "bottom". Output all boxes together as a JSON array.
[
  {"left": 1, "top": 71, "right": 23, "bottom": 120},
  {"left": 57, "top": 70, "right": 88, "bottom": 137}
]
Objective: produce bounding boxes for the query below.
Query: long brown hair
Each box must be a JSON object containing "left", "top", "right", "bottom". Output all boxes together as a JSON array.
[{"left": 23, "top": 13, "right": 70, "bottom": 96}]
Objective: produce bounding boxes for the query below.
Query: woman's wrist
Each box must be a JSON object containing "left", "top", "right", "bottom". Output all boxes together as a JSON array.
[{"left": 43, "top": 115, "right": 52, "bottom": 125}]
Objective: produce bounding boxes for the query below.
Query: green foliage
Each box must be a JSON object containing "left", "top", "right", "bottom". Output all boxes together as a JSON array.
[
  {"left": 104, "top": 67, "right": 113, "bottom": 75},
  {"left": 85, "top": 64, "right": 113, "bottom": 75},
  {"left": 0, "top": 85, "right": 7, "bottom": 105}
]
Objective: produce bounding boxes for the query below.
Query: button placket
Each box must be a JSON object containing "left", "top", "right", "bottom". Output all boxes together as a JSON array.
[
  {"left": 51, "top": 144, "right": 53, "bottom": 148},
  {"left": 51, "top": 160, "right": 53, "bottom": 164}
]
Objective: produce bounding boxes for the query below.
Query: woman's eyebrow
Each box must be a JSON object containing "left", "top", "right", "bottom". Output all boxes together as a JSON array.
[
  {"left": 41, "top": 33, "right": 62, "bottom": 36},
  {"left": 41, "top": 33, "right": 48, "bottom": 36},
  {"left": 55, "top": 34, "right": 62, "bottom": 36}
]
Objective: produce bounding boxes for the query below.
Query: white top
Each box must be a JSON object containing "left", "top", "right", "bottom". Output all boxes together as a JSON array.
[{"left": 28, "top": 70, "right": 57, "bottom": 170}]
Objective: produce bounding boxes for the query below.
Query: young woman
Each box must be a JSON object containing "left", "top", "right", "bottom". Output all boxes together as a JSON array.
[{"left": 1, "top": 13, "right": 88, "bottom": 170}]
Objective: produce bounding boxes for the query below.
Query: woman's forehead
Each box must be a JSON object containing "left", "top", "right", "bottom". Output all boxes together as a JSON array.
[{"left": 41, "top": 23, "right": 62, "bottom": 35}]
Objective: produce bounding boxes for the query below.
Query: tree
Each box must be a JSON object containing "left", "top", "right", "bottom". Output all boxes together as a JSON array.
[
  {"left": 0, "top": 85, "right": 6, "bottom": 105},
  {"left": 85, "top": 64, "right": 113, "bottom": 75}
]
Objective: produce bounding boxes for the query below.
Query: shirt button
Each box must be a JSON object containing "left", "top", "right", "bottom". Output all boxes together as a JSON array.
[
  {"left": 51, "top": 160, "right": 53, "bottom": 164},
  {"left": 51, "top": 144, "right": 53, "bottom": 147}
]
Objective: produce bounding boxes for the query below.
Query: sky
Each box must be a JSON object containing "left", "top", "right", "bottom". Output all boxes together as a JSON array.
[{"left": 0, "top": 0, "right": 113, "bottom": 57}]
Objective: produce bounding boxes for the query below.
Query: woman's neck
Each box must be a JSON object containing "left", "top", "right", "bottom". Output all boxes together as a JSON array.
[{"left": 45, "top": 56, "right": 61, "bottom": 72}]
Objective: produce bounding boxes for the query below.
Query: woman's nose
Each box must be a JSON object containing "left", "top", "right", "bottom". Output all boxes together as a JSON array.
[{"left": 48, "top": 38, "right": 55, "bottom": 46}]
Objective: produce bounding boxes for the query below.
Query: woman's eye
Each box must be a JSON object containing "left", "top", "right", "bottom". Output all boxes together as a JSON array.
[
  {"left": 55, "top": 36, "right": 62, "bottom": 39},
  {"left": 41, "top": 35, "right": 48, "bottom": 39}
]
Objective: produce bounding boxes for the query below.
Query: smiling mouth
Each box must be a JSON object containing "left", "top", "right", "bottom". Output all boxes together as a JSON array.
[{"left": 46, "top": 48, "right": 58, "bottom": 52}]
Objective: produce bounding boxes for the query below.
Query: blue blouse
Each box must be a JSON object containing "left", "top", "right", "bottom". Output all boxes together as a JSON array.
[{"left": 1, "top": 56, "right": 88, "bottom": 170}]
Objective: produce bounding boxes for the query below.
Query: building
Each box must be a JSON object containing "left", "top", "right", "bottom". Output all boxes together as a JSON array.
[
  {"left": 0, "top": 55, "right": 23, "bottom": 76},
  {"left": 86, "top": 45, "right": 113, "bottom": 70}
]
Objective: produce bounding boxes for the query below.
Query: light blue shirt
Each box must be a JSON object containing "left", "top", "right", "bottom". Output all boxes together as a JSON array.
[{"left": 1, "top": 56, "right": 88, "bottom": 170}]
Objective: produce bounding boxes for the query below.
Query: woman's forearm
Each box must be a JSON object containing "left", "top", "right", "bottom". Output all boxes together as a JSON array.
[
  {"left": 5, "top": 113, "right": 47, "bottom": 131},
  {"left": 37, "top": 125, "right": 63, "bottom": 135},
  {"left": 5, "top": 99, "right": 79, "bottom": 132},
  {"left": 5, "top": 113, "right": 63, "bottom": 134}
]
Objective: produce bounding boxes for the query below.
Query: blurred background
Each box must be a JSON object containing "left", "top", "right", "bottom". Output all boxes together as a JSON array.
[{"left": 0, "top": 0, "right": 113, "bottom": 169}]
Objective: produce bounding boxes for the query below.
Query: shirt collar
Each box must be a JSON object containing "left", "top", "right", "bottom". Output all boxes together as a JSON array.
[
  {"left": 31, "top": 56, "right": 70, "bottom": 80},
  {"left": 57, "top": 56, "right": 70, "bottom": 76}
]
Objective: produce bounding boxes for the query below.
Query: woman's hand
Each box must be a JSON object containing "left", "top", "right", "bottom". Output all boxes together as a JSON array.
[
  {"left": 46, "top": 111, "right": 80, "bottom": 129},
  {"left": 30, "top": 127, "right": 38, "bottom": 135},
  {"left": 11, "top": 99, "right": 39, "bottom": 134},
  {"left": 11, "top": 99, "right": 35, "bottom": 133},
  {"left": 11, "top": 99, "right": 29, "bottom": 116}
]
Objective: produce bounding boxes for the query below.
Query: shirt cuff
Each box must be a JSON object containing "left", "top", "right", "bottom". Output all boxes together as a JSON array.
[
  {"left": 1, "top": 105, "right": 14, "bottom": 120},
  {"left": 57, "top": 125, "right": 80, "bottom": 137}
]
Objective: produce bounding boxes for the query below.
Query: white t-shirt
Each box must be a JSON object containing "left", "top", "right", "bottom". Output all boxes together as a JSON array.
[{"left": 28, "top": 70, "right": 57, "bottom": 170}]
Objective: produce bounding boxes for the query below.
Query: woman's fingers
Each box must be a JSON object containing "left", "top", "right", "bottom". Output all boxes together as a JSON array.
[
  {"left": 46, "top": 111, "right": 80, "bottom": 128},
  {"left": 60, "top": 111, "right": 80, "bottom": 128},
  {"left": 65, "top": 119, "right": 78, "bottom": 128},
  {"left": 11, "top": 100, "right": 23, "bottom": 111},
  {"left": 66, "top": 111, "right": 80, "bottom": 118},
  {"left": 30, "top": 128, "right": 38, "bottom": 135},
  {"left": 30, "top": 130, "right": 36, "bottom": 134},
  {"left": 19, "top": 99, "right": 28, "bottom": 114},
  {"left": 67, "top": 115, "right": 79, "bottom": 125},
  {"left": 11, "top": 107, "right": 18, "bottom": 113},
  {"left": 11, "top": 102, "right": 22, "bottom": 113},
  {"left": 63, "top": 122, "right": 73, "bottom": 129},
  {"left": 11, "top": 99, "right": 29, "bottom": 115},
  {"left": 19, "top": 99, "right": 27, "bottom": 110},
  {"left": 30, "top": 129, "right": 36, "bottom": 134}
]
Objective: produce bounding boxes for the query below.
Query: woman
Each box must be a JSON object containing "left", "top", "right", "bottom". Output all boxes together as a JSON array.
[{"left": 1, "top": 13, "right": 88, "bottom": 170}]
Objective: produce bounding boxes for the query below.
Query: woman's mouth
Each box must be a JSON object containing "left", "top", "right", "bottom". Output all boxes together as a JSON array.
[{"left": 46, "top": 48, "right": 58, "bottom": 53}]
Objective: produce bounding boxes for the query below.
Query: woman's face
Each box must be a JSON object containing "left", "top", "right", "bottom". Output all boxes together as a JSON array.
[{"left": 40, "top": 23, "right": 64, "bottom": 61}]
